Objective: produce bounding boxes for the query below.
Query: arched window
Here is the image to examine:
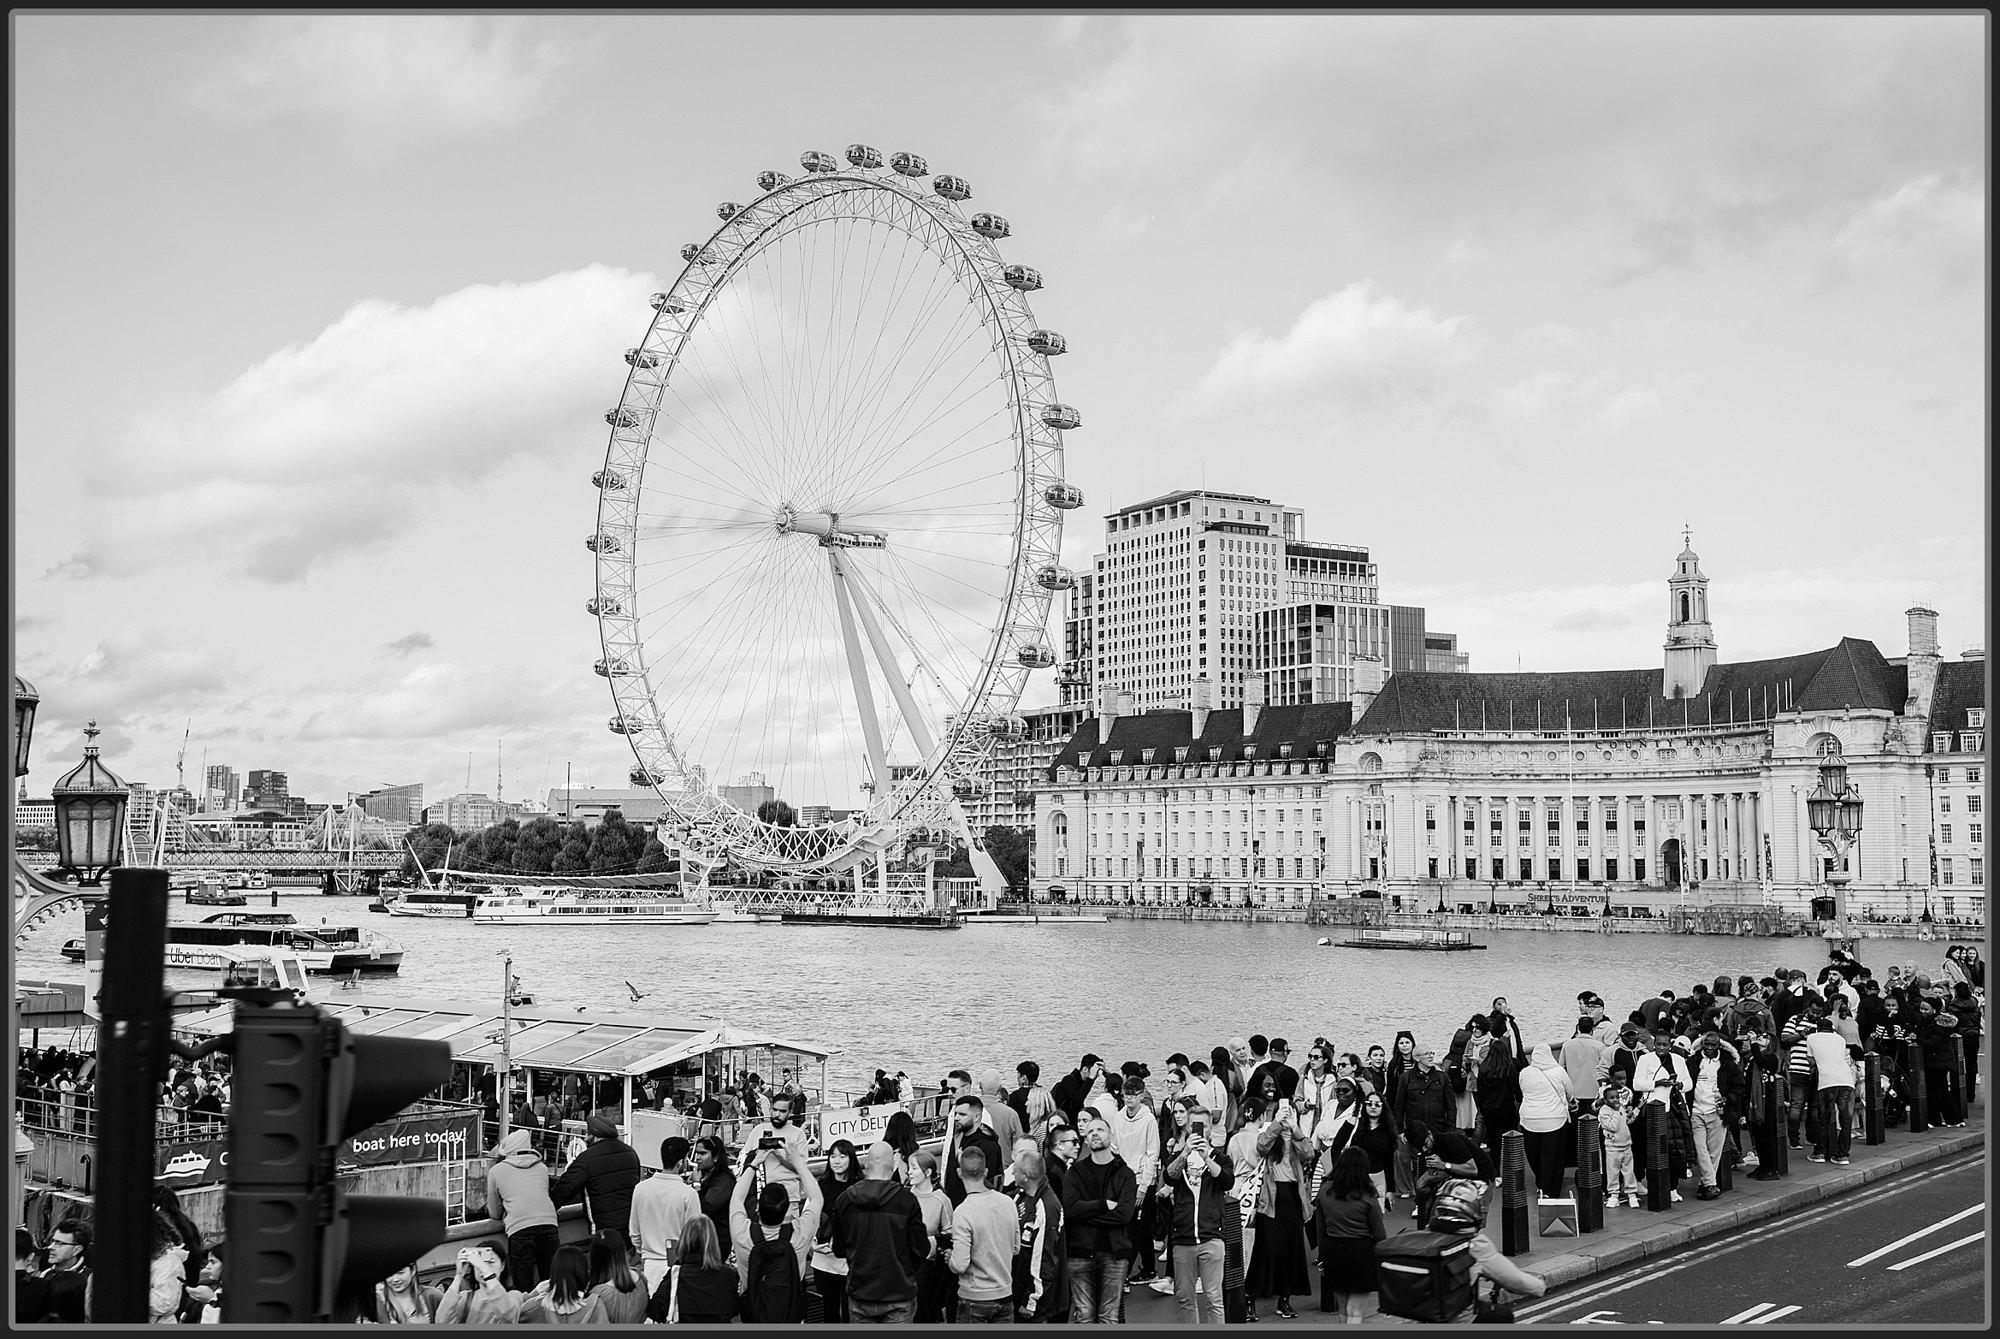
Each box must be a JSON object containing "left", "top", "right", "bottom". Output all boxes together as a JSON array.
[
  {"left": 1359, "top": 752, "right": 1383, "bottom": 772},
  {"left": 1051, "top": 813, "right": 1069, "bottom": 850},
  {"left": 1679, "top": 592, "right": 1691, "bottom": 622}
]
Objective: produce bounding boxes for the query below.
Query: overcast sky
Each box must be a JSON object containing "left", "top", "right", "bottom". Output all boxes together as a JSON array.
[{"left": 12, "top": 14, "right": 1985, "bottom": 810}]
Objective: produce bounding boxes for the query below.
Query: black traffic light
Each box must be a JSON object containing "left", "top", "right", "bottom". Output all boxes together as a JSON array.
[{"left": 221, "top": 998, "right": 451, "bottom": 1322}]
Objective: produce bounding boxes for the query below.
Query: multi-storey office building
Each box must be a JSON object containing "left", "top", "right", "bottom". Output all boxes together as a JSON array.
[{"left": 960, "top": 705, "right": 1092, "bottom": 833}]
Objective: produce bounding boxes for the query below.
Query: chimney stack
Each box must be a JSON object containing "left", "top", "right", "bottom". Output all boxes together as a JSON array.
[
  {"left": 1098, "top": 687, "right": 1121, "bottom": 746},
  {"left": 1242, "top": 675, "right": 1266, "bottom": 737},
  {"left": 1351, "top": 656, "right": 1388, "bottom": 720},
  {"left": 1903, "top": 605, "right": 1941, "bottom": 722},
  {"left": 1191, "top": 677, "right": 1213, "bottom": 740}
]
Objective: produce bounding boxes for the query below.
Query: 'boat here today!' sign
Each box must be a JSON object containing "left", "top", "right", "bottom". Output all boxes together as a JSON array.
[{"left": 154, "top": 1110, "right": 481, "bottom": 1186}]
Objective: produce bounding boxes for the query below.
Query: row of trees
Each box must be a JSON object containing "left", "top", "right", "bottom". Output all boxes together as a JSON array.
[
  {"left": 399, "top": 810, "right": 671, "bottom": 882},
  {"left": 396, "top": 810, "right": 1035, "bottom": 890}
]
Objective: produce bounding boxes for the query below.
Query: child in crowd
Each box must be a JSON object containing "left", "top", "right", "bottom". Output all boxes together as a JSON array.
[{"left": 1596, "top": 1083, "right": 1641, "bottom": 1208}]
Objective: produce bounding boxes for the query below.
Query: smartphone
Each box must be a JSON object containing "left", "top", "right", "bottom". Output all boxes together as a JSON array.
[{"left": 760, "top": 1134, "right": 782, "bottom": 1150}]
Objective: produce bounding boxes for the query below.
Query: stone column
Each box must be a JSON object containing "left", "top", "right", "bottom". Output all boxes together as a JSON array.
[{"left": 1644, "top": 793, "right": 1658, "bottom": 886}]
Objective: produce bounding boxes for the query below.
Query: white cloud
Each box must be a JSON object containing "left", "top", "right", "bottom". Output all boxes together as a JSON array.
[
  {"left": 1832, "top": 172, "right": 1982, "bottom": 260},
  {"left": 1490, "top": 371, "right": 1574, "bottom": 425},
  {"left": 186, "top": 16, "right": 581, "bottom": 137},
  {"left": 1484, "top": 365, "right": 1697, "bottom": 437},
  {"left": 1176, "top": 281, "right": 1476, "bottom": 418},
  {"left": 59, "top": 265, "right": 656, "bottom": 582},
  {"left": 295, "top": 660, "right": 582, "bottom": 743}
]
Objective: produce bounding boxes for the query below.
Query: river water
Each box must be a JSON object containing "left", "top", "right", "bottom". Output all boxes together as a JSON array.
[{"left": 14, "top": 894, "right": 1894, "bottom": 1096}]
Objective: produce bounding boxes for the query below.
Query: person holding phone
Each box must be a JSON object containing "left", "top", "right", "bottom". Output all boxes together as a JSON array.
[
  {"left": 738, "top": 1091, "right": 813, "bottom": 1208},
  {"left": 436, "top": 1244, "right": 527, "bottom": 1325},
  {"left": 1164, "top": 1100, "right": 1235, "bottom": 1324}
]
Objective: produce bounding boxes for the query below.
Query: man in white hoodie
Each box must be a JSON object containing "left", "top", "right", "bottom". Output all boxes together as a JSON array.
[
  {"left": 484, "top": 1128, "right": 560, "bottom": 1290},
  {"left": 1107, "top": 1075, "right": 1162, "bottom": 1285}
]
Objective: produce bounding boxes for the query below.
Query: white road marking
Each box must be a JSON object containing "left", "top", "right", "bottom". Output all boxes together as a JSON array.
[
  {"left": 1721, "top": 1303, "right": 1777, "bottom": 1323},
  {"left": 1887, "top": 1230, "right": 1985, "bottom": 1271},
  {"left": 1745, "top": 1305, "right": 1801, "bottom": 1324},
  {"left": 1513, "top": 1154, "right": 1981, "bottom": 1321},
  {"left": 1845, "top": 1204, "right": 1984, "bottom": 1267}
]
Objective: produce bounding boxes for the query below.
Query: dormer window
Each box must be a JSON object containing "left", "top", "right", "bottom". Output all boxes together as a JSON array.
[
  {"left": 1109, "top": 750, "right": 1124, "bottom": 764},
  {"left": 1971, "top": 708, "right": 1987, "bottom": 729},
  {"left": 1966, "top": 732, "right": 1985, "bottom": 753},
  {"left": 1934, "top": 733, "right": 1953, "bottom": 753},
  {"left": 1140, "top": 749, "right": 1157, "bottom": 764},
  {"left": 1208, "top": 747, "right": 1223, "bottom": 761},
  {"left": 1173, "top": 746, "right": 1190, "bottom": 763},
  {"left": 1278, "top": 743, "right": 1293, "bottom": 758},
  {"left": 1243, "top": 745, "right": 1258, "bottom": 759}
]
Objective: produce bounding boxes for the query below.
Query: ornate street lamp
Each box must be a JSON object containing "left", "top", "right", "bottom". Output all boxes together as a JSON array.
[
  {"left": 13, "top": 675, "right": 37, "bottom": 778},
  {"left": 51, "top": 721, "right": 129, "bottom": 885},
  {"left": 1806, "top": 752, "right": 1864, "bottom": 923}
]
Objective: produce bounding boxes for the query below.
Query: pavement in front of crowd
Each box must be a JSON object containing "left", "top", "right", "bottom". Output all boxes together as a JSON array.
[
  {"left": 1119, "top": 1098, "right": 1985, "bottom": 1326},
  {"left": 1513, "top": 1149, "right": 1984, "bottom": 1325}
]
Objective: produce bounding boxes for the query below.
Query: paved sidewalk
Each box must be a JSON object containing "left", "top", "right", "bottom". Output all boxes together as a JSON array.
[{"left": 1123, "top": 1100, "right": 1985, "bottom": 1325}]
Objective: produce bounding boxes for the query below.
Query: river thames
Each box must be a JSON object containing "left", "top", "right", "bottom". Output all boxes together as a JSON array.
[{"left": 15, "top": 894, "right": 1889, "bottom": 1096}]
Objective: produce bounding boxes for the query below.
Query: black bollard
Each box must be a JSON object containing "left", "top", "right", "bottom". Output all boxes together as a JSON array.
[
  {"left": 92, "top": 869, "right": 173, "bottom": 1323},
  {"left": 1951, "top": 1035, "right": 1967, "bottom": 1126},
  {"left": 1645, "top": 1103, "right": 1671, "bottom": 1211},
  {"left": 1863, "top": 1052, "right": 1885, "bottom": 1145},
  {"left": 1771, "top": 1074, "right": 1789, "bottom": 1175},
  {"left": 1575, "top": 1112, "right": 1604, "bottom": 1233},
  {"left": 1907, "top": 1039, "right": 1928, "bottom": 1134},
  {"left": 1499, "top": 1128, "right": 1531, "bottom": 1256},
  {"left": 1716, "top": 1119, "right": 1733, "bottom": 1192}
]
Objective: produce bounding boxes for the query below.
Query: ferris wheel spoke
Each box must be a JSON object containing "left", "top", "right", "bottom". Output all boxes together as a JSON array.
[{"left": 825, "top": 333, "right": 1010, "bottom": 511}]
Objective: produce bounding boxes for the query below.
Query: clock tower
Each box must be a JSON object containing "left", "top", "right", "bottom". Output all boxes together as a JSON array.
[{"left": 1663, "top": 530, "right": 1717, "bottom": 699}]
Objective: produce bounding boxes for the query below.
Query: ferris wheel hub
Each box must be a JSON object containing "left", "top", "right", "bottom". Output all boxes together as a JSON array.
[{"left": 775, "top": 506, "right": 888, "bottom": 549}]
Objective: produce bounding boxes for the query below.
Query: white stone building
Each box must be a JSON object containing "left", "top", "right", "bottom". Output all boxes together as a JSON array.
[{"left": 1031, "top": 540, "right": 1985, "bottom": 921}]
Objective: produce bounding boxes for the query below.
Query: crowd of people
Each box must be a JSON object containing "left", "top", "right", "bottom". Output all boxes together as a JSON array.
[
  {"left": 14, "top": 942, "right": 1982, "bottom": 1324},
  {"left": 16, "top": 1046, "right": 230, "bottom": 1139}
]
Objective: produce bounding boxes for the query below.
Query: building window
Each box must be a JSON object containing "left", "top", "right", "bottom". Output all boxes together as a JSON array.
[
  {"left": 1970, "top": 768, "right": 1983, "bottom": 785},
  {"left": 1971, "top": 708, "right": 1987, "bottom": 729},
  {"left": 1941, "top": 797, "right": 1952, "bottom": 814},
  {"left": 1970, "top": 795, "right": 1983, "bottom": 815},
  {"left": 1518, "top": 858, "right": 1533, "bottom": 881},
  {"left": 1634, "top": 858, "right": 1646, "bottom": 881},
  {"left": 1942, "top": 824, "right": 1953, "bottom": 844},
  {"left": 1425, "top": 805, "right": 1437, "bottom": 832},
  {"left": 1934, "top": 734, "right": 1952, "bottom": 752},
  {"left": 1972, "top": 859, "right": 1984, "bottom": 886},
  {"left": 1967, "top": 732, "right": 1985, "bottom": 752},
  {"left": 1606, "top": 858, "right": 1619, "bottom": 881},
  {"left": 1942, "top": 860, "right": 1954, "bottom": 886}
]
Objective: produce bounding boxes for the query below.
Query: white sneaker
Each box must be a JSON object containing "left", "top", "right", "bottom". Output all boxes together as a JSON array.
[
  {"left": 1669, "top": 1189, "right": 1684, "bottom": 1202},
  {"left": 1627, "top": 1195, "right": 1642, "bottom": 1207},
  {"left": 1149, "top": 1278, "right": 1176, "bottom": 1295}
]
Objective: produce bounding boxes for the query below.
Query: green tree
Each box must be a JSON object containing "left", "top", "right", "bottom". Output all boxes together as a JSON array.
[
  {"left": 981, "top": 826, "right": 1034, "bottom": 892},
  {"left": 401, "top": 823, "right": 460, "bottom": 883},
  {"left": 757, "top": 799, "right": 797, "bottom": 827},
  {"left": 467, "top": 818, "right": 520, "bottom": 873},
  {"left": 635, "top": 837, "right": 673, "bottom": 874},
  {"left": 512, "top": 816, "right": 564, "bottom": 872},
  {"left": 552, "top": 821, "right": 592, "bottom": 873},
  {"left": 587, "top": 810, "right": 638, "bottom": 873},
  {"left": 935, "top": 841, "right": 974, "bottom": 880}
]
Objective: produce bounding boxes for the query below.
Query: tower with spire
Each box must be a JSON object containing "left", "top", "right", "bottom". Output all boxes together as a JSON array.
[{"left": 1663, "top": 528, "right": 1717, "bottom": 699}]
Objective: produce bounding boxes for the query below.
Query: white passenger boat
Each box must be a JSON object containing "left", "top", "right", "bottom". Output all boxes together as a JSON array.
[
  {"left": 709, "top": 900, "right": 783, "bottom": 923},
  {"left": 385, "top": 888, "right": 480, "bottom": 918},
  {"left": 471, "top": 885, "right": 717, "bottom": 925}
]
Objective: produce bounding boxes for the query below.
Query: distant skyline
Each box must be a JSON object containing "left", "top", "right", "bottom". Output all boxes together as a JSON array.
[{"left": 12, "top": 14, "right": 1985, "bottom": 810}]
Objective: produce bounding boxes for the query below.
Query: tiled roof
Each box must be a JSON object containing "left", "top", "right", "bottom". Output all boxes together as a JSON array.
[
  {"left": 1350, "top": 640, "right": 1906, "bottom": 736},
  {"left": 1050, "top": 703, "right": 1352, "bottom": 775},
  {"left": 1929, "top": 658, "right": 1988, "bottom": 735}
]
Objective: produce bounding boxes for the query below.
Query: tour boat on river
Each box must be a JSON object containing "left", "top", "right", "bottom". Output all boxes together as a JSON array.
[
  {"left": 384, "top": 888, "right": 481, "bottom": 918},
  {"left": 470, "top": 885, "right": 717, "bottom": 926},
  {"left": 1330, "top": 927, "right": 1486, "bottom": 952},
  {"left": 62, "top": 911, "right": 404, "bottom": 974}
]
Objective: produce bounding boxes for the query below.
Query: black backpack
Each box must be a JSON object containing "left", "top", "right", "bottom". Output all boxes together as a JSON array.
[{"left": 741, "top": 1219, "right": 805, "bottom": 1323}]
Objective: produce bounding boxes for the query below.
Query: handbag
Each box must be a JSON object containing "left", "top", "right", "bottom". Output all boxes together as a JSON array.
[{"left": 1473, "top": 1277, "right": 1516, "bottom": 1324}]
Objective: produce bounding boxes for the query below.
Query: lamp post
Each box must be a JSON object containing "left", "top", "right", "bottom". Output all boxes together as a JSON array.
[
  {"left": 52, "top": 720, "right": 129, "bottom": 886},
  {"left": 1806, "top": 752, "right": 1864, "bottom": 924},
  {"left": 13, "top": 675, "right": 37, "bottom": 779}
]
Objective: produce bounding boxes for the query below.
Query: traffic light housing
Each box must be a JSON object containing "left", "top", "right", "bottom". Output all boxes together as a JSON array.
[{"left": 221, "top": 999, "right": 452, "bottom": 1322}]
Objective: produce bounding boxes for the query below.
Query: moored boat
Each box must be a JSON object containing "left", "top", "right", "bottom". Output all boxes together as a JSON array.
[
  {"left": 1330, "top": 927, "right": 1486, "bottom": 951},
  {"left": 471, "top": 885, "right": 716, "bottom": 925}
]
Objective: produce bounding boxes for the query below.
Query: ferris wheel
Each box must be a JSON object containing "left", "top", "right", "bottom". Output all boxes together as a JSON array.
[{"left": 589, "top": 144, "right": 1083, "bottom": 889}]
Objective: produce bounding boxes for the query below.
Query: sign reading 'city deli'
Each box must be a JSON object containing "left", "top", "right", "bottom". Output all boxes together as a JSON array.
[
  {"left": 153, "top": 1110, "right": 480, "bottom": 1185},
  {"left": 814, "top": 1102, "right": 905, "bottom": 1149}
]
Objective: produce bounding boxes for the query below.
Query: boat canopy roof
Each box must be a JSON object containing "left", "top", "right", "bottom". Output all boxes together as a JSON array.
[
  {"left": 167, "top": 994, "right": 828, "bottom": 1078},
  {"left": 450, "top": 871, "right": 686, "bottom": 888}
]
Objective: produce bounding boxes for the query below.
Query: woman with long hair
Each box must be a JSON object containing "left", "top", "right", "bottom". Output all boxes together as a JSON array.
[
  {"left": 374, "top": 1263, "right": 443, "bottom": 1325},
  {"left": 585, "top": 1229, "right": 646, "bottom": 1324},
  {"left": 1220, "top": 1093, "right": 1261, "bottom": 1324},
  {"left": 812, "top": 1138, "right": 863, "bottom": 1322},
  {"left": 882, "top": 1110, "right": 923, "bottom": 1189},
  {"left": 1457, "top": 1015, "right": 1491, "bottom": 1134},
  {"left": 649, "top": 1216, "right": 738, "bottom": 1324},
  {"left": 151, "top": 1184, "right": 206, "bottom": 1322},
  {"left": 1244, "top": 1070, "right": 1312, "bottom": 1321},
  {"left": 1213, "top": 1045, "right": 1246, "bottom": 1133},
  {"left": 1349, "top": 1090, "right": 1400, "bottom": 1214},
  {"left": 533, "top": 1244, "right": 605, "bottom": 1325},
  {"left": 1315, "top": 1148, "right": 1386, "bottom": 1323},
  {"left": 1475, "top": 1018, "right": 1520, "bottom": 1170},
  {"left": 1386, "top": 1032, "right": 1419, "bottom": 1201},
  {"left": 146, "top": 1208, "right": 190, "bottom": 1324}
]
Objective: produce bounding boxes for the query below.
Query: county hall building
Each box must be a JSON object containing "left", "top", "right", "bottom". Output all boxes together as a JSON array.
[{"left": 1028, "top": 540, "right": 1986, "bottom": 922}]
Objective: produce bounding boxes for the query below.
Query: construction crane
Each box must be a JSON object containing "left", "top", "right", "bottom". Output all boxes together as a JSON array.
[{"left": 175, "top": 720, "right": 191, "bottom": 797}]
